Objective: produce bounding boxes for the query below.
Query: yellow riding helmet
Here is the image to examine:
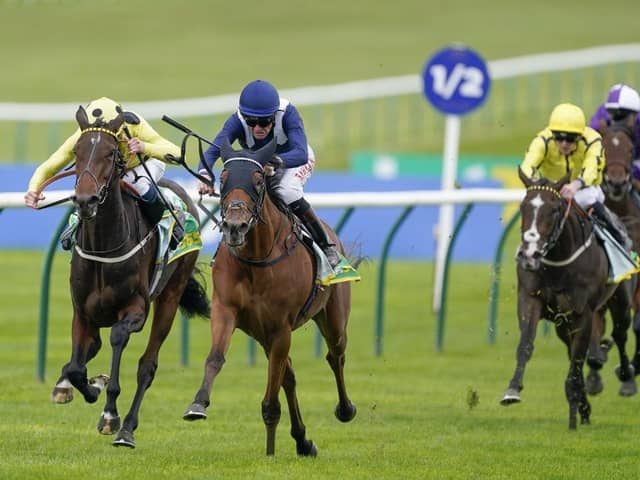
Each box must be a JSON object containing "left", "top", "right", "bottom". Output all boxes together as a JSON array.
[
  {"left": 548, "top": 103, "right": 586, "bottom": 134},
  {"left": 85, "top": 97, "right": 123, "bottom": 123}
]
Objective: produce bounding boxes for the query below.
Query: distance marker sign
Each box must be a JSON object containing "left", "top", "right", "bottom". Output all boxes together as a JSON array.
[{"left": 422, "top": 45, "right": 491, "bottom": 116}]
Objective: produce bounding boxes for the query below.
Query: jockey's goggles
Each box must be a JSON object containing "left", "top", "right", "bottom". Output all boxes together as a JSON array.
[
  {"left": 244, "top": 115, "right": 275, "bottom": 128},
  {"left": 552, "top": 132, "right": 579, "bottom": 143}
]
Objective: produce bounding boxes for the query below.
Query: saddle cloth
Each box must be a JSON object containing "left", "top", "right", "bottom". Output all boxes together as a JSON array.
[{"left": 593, "top": 224, "right": 640, "bottom": 284}]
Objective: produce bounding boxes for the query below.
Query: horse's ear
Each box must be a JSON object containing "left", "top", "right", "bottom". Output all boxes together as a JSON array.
[
  {"left": 106, "top": 113, "right": 125, "bottom": 134},
  {"left": 254, "top": 139, "right": 277, "bottom": 165},
  {"left": 76, "top": 106, "right": 89, "bottom": 130},
  {"left": 220, "top": 137, "right": 236, "bottom": 161},
  {"left": 518, "top": 166, "right": 532, "bottom": 188}
]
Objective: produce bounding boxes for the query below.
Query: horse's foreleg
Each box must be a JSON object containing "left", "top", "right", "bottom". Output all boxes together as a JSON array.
[
  {"left": 98, "top": 314, "right": 137, "bottom": 436},
  {"left": 185, "top": 302, "right": 235, "bottom": 421},
  {"left": 563, "top": 315, "right": 591, "bottom": 430},
  {"left": 262, "top": 329, "right": 291, "bottom": 456},
  {"left": 63, "top": 313, "right": 106, "bottom": 404},
  {"left": 501, "top": 295, "right": 542, "bottom": 406},
  {"left": 609, "top": 293, "right": 637, "bottom": 396},
  {"left": 632, "top": 308, "right": 640, "bottom": 374},
  {"left": 52, "top": 330, "right": 103, "bottom": 404},
  {"left": 282, "top": 358, "right": 317, "bottom": 457},
  {"left": 114, "top": 293, "right": 182, "bottom": 448}
]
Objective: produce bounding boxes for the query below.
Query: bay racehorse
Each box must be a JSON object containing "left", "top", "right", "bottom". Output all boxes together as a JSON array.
[
  {"left": 587, "top": 123, "right": 640, "bottom": 396},
  {"left": 184, "top": 139, "right": 358, "bottom": 456},
  {"left": 500, "top": 168, "right": 635, "bottom": 429},
  {"left": 50, "top": 107, "right": 210, "bottom": 448}
]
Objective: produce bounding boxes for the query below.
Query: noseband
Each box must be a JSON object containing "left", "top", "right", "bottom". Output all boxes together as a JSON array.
[{"left": 76, "top": 127, "right": 126, "bottom": 204}]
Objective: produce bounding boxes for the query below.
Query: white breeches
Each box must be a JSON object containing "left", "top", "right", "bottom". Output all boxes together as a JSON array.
[
  {"left": 121, "top": 159, "right": 166, "bottom": 196},
  {"left": 271, "top": 145, "right": 315, "bottom": 205},
  {"left": 574, "top": 185, "right": 604, "bottom": 209}
]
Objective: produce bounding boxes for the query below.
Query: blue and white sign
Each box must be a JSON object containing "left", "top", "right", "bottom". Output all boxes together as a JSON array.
[{"left": 422, "top": 45, "right": 491, "bottom": 116}]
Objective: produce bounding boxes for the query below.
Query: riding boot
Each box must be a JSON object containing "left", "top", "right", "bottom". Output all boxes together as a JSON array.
[
  {"left": 290, "top": 198, "right": 340, "bottom": 267},
  {"left": 139, "top": 189, "right": 184, "bottom": 249},
  {"left": 631, "top": 189, "right": 640, "bottom": 211},
  {"left": 591, "top": 202, "right": 632, "bottom": 250},
  {"left": 59, "top": 221, "right": 77, "bottom": 251}
]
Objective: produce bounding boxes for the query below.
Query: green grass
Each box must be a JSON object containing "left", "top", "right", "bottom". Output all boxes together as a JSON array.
[{"left": 1, "top": 249, "right": 638, "bottom": 479}]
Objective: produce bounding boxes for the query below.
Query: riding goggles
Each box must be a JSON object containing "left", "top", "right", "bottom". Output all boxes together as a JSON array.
[
  {"left": 243, "top": 115, "right": 275, "bottom": 128},
  {"left": 552, "top": 132, "right": 580, "bottom": 143}
]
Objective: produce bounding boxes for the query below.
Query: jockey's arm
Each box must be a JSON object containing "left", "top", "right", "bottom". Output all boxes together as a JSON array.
[
  {"left": 27, "top": 129, "right": 81, "bottom": 193},
  {"left": 580, "top": 129, "right": 605, "bottom": 188},
  {"left": 519, "top": 134, "right": 547, "bottom": 180},
  {"left": 131, "top": 117, "right": 180, "bottom": 161},
  {"left": 277, "top": 107, "right": 309, "bottom": 168}
]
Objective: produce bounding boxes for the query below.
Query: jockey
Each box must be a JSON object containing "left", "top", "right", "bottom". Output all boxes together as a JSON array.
[
  {"left": 589, "top": 83, "right": 640, "bottom": 205},
  {"left": 197, "top": 79, "right": 345, "bottom": 270},
  {"left": 520, "top": 102, "right": 632, "bottom": 250},
  {"left": 24, "top": 97, "right": 184, "bottom": 249}
]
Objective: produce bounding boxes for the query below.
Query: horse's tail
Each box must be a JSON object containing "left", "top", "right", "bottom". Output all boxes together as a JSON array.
[{"left": 179, "top": 265, "right": 211, "bottom": 319}]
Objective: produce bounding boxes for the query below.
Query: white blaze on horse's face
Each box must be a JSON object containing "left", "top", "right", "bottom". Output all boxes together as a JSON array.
[{"left": 521, "top": 194, "right": 544, "bottom": 259}]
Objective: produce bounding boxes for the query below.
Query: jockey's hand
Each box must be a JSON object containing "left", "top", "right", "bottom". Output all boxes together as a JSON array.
[
  {"left": 24, "top": 190, "right": 44, "bottom": 209},
  {"left": 265, "top": 155, "right": 284, "bottom": 177},
  {"left": 197, "top": 174, "right": 216, "bottom": 196},
  {"left": 128, "top": 137, "right": 145, "bottom": 155},
  {"left": 560, "top": 179, "right": 582, "bottom": 201}
]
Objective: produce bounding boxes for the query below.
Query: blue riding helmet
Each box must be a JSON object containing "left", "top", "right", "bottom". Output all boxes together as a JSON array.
[{"left": 239, "top": 80, "right": 280, "bottom": 117}]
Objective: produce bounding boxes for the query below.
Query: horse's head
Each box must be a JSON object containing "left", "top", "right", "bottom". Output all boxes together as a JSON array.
[
  {"left": 72, "top": 106, "right": 126, "bottom": 219},
  {"left": 602, "top": 125, "right": 634, "bottom": 202},
  {"left": 516, "top": 168, "right": 570, "bottom": 271},
  {"left": 218, "top": 138, "right": 276, "bottom": 247}
]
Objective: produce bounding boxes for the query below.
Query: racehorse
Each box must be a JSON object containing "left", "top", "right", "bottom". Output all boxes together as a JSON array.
[
  {"left": 49, "top": 106, "right": 210, "bottom": 448},
  {"left": 183, "top": 139, "right": 358, "bottom": 456},
  {"left": 587, "top": 123, "right": 640, "bottom": 395},
  {"left": 500, "top": 168, "right": 635, "bottom": 429}
]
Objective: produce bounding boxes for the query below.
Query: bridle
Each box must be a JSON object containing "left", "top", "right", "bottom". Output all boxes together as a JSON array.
[
  {"left": 75, "top": 126, "right": 126, "bottom": 205},
  {"left": 220, "top": 157, "right": 298, "bottom": 267}
]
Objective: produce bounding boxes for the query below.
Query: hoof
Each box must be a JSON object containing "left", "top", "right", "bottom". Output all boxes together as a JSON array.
[
  {"left": 51, "top": 386, "right": 74, "bottom": 404},
  {"left": 183, "top": 403, "right": 207, "bottom": 421},
  {"left": 297, "top": 439, "right": 318, "bottom": 457},
  {"left": 97, "top": 413, "right": 121, "bottom": 435},
  {"left": 500, "top": 388, "right": 521, "bottom": 406},
  {"left": 585, "top": 370, "right": 604, "bottom": 396},
  {"left": 112, "top": 430, "right": 135, "bottom": 448},
  {"left": 619, "top": 379, "right": 637, "bottom": 397},
  {"left": 89, "top": 374, "right": 110, "bottom": 391},
  {"left": 335, "top": 402, "right": 357, "bottom": 423}
]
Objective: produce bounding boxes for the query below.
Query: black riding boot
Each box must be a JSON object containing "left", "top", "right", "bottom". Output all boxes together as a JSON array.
[
  {"left": 139, "top": 189, "right": 184, "bottom": 249},
  {"left": 591, "top": 202, "right": 632, "bottom": 250},
  {"left": 290, "top": 198, "right": 340, "bottom": 267},
  {"left": 59, "top": 219, "right": 77, "bottom": 251}
]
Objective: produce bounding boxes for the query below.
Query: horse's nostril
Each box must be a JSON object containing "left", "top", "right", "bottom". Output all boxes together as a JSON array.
[{"left": 87, "top": 195, "right": 99, "bottom": 207}]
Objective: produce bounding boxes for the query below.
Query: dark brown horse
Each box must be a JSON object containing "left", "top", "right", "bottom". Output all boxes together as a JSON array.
[
  {"left": 587, "top": 123, "right": 640, "bottom": 395},
  {"left": 50, "top": 107, "right": 210, "bottom": 448},
  {"left": 184, "top": 140, "right": 357, "bottom": 456},
  {"left": 500, "top": 168, "right": 635, "bottom": 429}
]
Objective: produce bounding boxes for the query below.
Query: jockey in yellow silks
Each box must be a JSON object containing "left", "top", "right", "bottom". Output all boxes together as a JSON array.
[{"left": 24, "top": 97, "right": 183, "bottom": 248}]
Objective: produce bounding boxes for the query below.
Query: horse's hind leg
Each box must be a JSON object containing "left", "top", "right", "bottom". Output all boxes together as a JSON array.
[
  {"left": 282, "top": 358, "right": 317, "bottom": 457},
  {"left": 315, "top": 287, "right": 356, "bottom": 423},
  {"left": 586, "top": 309, "right": 607, "bottom": 396},
  {"left": 52, "top": 330, "right": 103, "bottom": 404}
]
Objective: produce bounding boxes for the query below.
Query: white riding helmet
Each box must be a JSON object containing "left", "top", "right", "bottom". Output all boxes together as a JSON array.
[{"left": 604, "top": 84, "right": 640, "bottom": 112}]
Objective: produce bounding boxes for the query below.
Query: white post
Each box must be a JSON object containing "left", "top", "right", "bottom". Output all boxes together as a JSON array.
[{"left": 433, "top": 114, "right": 461, "bottom": 312}]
